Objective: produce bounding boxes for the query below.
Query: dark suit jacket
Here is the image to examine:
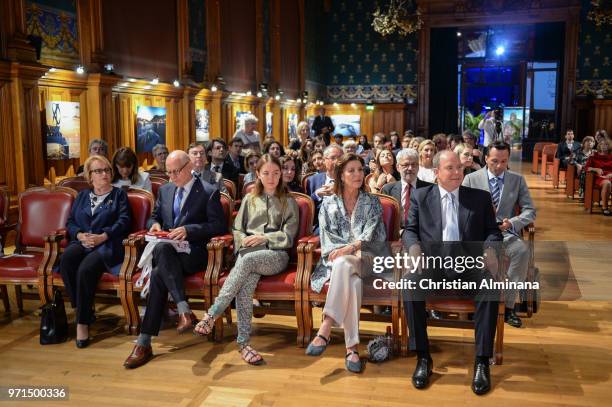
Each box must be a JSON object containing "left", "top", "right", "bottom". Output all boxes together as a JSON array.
[
  {"left": 205, "top": 162, "right": 239, "bottom": 188},
  {"left": 381, "top": 179, "right": 432, "bottom": 228},
  {"left": 226, "top": 155, "right": 246, "bottom": 174},
  {"left": 556, "top": 141, "right": 581, "bottom": 161},
  {"left": 148, "top": 180, "right": 226, "bottom": 256},
  {"left": 403, "top": 185, "right": 502, "bottom": 252},
  {"left": 312, "top": 115, "right": 335, "bottom": 139},
  {"left": 66, "top": 187, "right": 131, "bottom": 268},
  {"left": 306, "top": 172, "right": 330, "bottom": 233}
]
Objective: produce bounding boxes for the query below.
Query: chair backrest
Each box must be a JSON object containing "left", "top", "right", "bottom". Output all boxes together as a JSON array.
[
  {"left": 219, "top": 191, "right": 234, "bottom": 230},
  {"left": 372, "top": 192, "right": 400, "bottom": 241},
  {"left": 57, "top": 176, "right": 90, "bottom": 192},
  {"left": 146, "top": 169, "right": 169, "bottom": 180},
  {"left": 223, "top": 179, "right": 237, "bottom": 200},
  {"left": 238, "top": 173, "right": 245, "bottom": 197},
  {"left": 149, "top": 175, "right": 168, "bottom": 199},
  {"left": 302, "top": 172, "right": 316, "bottom": 193},
  {"left": 242, "top": 181, "right": 256, "bottom": 197},
  {"left": 364, "top": 173, "right": 375, "bottom": 192},
  {"left": 534, "top": 142, "right": 552, "bottom": 153},
  {"left": 0, "top": 188, "right": 8, "bottom": 224},
  {"left": 127, "top": 188, "right": 155, "bottom": 233},
  {"left": 542, "top": 144, "right": 557, "bottom": 158},
  {"left": 288, "top": 192, "right": 315, "bottom": 261},
  {"left": 17, "top": 187, "right": 77, "bottom": 249}
]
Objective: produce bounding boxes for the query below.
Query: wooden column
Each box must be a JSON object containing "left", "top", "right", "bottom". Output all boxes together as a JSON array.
[
  {"left": 269, "top": 0, "right": 281, "bottom": 92},
  {"left": 0, "top": 62, "right": 17, "bottom": 196},
  {"left": 416, "top": 23, "right": 430, "bottom": 137},
  {"left": 209, "top": 90, "right": 224, "bottom": 139},
  {"left": 255, "top": 0, "right": 265, "bottom": 86},
  {"left": 561, "top": 9, "right": 580, "bottom": 132},
  {"left": 77, "top": 0, "right": 106, "bottom": 71},
  {"left": 179, "top": 86, "right": 198, "bottom": 147},
  {"left": 594, "top": 100, "right": 612, "bottom": 133},
  {"left": 205, "top": 0, "right": 222, "bottom": 83},
  {"left": 177, "top": 0, "right": 193, "bottom": 82},
  {"left": 4, "top": 0, "right": 37, "bottom": 62},
  {"left": 297, "top": 0, "right": 305, "bottom": 94},
  {"left": 86, "top": 73, "right": 120, "bottom": 153}
]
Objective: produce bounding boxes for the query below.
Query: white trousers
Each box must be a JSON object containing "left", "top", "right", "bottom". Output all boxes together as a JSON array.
[{"left": 323, "top": 255, "right": 362, "bottom": 348}]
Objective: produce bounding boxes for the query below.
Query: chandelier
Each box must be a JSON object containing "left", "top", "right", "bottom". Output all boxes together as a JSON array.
[
  {"left": 587, "top": 1, "right": 612, "bottom": 27},
  {"left": 372, "top": 0, "right": 423, "bottom": 36}
]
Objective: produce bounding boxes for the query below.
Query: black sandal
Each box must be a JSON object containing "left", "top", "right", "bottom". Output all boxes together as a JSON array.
[
  {"left": 193, "top": 313, "right": 214, "bottom": 336},
  {"left": 239, "top": 344, "right": 264, "bottom": 365},
  {"left": 305, "top": 334, "right": 330, "bottom": 356},
  {"left": 603, "top": 209, "right": 612, "bottom": 216}
]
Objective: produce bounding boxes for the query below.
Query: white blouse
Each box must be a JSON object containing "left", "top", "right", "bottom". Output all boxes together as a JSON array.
[
  {"left": 112, "top": 170, "right": 152, "bottom": 192},
  {"left": 417, "top": 166, "right": 436, "bottom": 183}
]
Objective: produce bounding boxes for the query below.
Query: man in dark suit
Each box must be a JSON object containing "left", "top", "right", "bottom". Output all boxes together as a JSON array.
[
  {"left": 382, "top": 148, "right": 432, "bottom": 231},
  {"left": 402, "top": 150, "right": 503, "bottom": 395},
  {"left": 124, "top": 150, "right": 226, "bottom": 369},
  {"left": 312, "top": 108, "right": 335, "bottom": 146},
  {"left": 227, "top": 136, "right": 247, "bottom": 174},
  {"left": 206, "top": 138, "right": 240, "bottom": 188},
  {"left": 306, "top": 145, "right": 343, "bottom": 233},
  {"left": 556, "top": 129, "right": 581, "bottom": 169}
]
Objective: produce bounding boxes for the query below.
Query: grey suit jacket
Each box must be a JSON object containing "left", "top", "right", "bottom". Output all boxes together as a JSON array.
[{"left": 462, "top": 167, "right": 536, "bottom": 236}]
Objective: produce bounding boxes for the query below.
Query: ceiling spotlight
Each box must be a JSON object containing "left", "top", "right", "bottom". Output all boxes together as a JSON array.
[
  {"left": 457, "top": 32, "right": 462, "bottom": 37},
  {"left": 256, "top": 91, "right": 263, "bottom": 98},
  {"left": 211, "top": 84, "right": 218, "bottom": 92},
  {"left": 351, "top": 103, "right": 357, "bottom": 108},
  {"left": 103, "top": 63, "right": 114, "bottom": 73},
  {"left": 49, "top": 67, "right": 57, "bottom": 73},
  {"left": 246, "top": 90, "right": 252, "bottom": 96},
  {"left": 151, "top": 77, "right": 159, "bottom": 85},
  {"left": 495, "top": 46, "right": 505, "bottom": 56},
  {"left": 173, "top": 79, "right": 180, "bottom": 87},
  {"left": 128, "top": 78, "right": 136, "bottom": 82},
  {"left": 76, "top": 65, "right": 85, "bottom": 74},
  {"left": 333, "top": 102, "right": 338, "bottom": 107},
  {"left": 274, "top": 94, "right": 281, "bottom": 101}
]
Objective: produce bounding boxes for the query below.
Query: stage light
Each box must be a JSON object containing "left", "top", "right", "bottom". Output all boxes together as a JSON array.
[
  {"left": 151, "top": 77, "right": 159, "bottom": 85},
  {"left": 495, "top": 46, "right": 505, "bottom": 56},
  {"left": 246, "top": 90, "right": 252, "bottom": 96},
  {"left": 274, "top": 94, "right": 281, "bottom": 101},
  {"left": 173, "top": 79, "right": 180, "bottom": 87},
  {"left": 457, "top": 32, "right": 462, "bottom": 37},
  {"left": 104, "top": 64, "right": 114, "bottom": 73},
  {"left": 256, "top": 91, "right": 263, "bottom": 98},
  {"left": 76, "top": 65, "right": 85, "bottom": 74},
  {"left": 49, "top": 67, "right": 57, "bottom": 72},
  {"left": 211, "top": 85, "right": 218, "bottom": 92}
]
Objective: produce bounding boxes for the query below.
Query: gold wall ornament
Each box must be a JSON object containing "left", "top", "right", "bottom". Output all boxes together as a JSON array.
[
  {"left": 372, "top": 0, "right": 423, "bottom": 36},
  {"left": 587, "top": 1, "right": 612, "bottom": 27}
]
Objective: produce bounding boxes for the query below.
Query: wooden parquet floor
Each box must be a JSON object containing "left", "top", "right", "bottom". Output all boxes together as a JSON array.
[{"left": 1, "top": 154, "right": 611, "bottom": 406}]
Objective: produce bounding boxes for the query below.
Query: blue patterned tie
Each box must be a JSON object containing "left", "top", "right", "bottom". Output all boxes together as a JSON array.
[
  {"left": 490, "top": 177, "right": 501, "bottom": 209},
  {"left": 173, "top": 187, "right": 184, "bottom": 225}
]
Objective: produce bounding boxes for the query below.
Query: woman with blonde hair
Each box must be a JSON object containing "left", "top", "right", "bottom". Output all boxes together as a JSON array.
[
  {"left": 417, "top": 139, "right": 437, "bottom": 183},
  {"left": 194, "top": 154, "right": 299, "bottom": 364}
]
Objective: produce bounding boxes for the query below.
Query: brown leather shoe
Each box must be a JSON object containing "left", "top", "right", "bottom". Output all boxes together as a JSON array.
[
  {"left": 176, "top": 312, "right": 198, "bottom": 334},
  {"left": 123, "top": 344, "right": 153, "bottom": 369}
]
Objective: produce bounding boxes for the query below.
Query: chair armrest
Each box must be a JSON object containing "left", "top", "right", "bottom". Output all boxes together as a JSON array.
[
  {"left": 208, "top": 234, "right": 235, "bottom": 288},
  {"left": 0, "top": 222, "right": 17, "bottom": 236},
  {"left": 119, "top": 231, "right": 148, "bottom": 283}
]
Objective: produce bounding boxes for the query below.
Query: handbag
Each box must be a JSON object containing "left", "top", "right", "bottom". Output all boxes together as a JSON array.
[{"left": 40, "top": 289, "right": 68, "bottom": 345}]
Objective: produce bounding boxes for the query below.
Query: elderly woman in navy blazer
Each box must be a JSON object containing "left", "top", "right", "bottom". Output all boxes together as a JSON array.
[{"left": 60, "top": 155, "right": 131, "bottom": 348}]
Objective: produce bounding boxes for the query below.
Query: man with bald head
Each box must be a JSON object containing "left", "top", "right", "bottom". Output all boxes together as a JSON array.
[
  {"left": 124, "top": 150, "right": 226, "bottom": 369},
  {"left": 402, "top": 150, "right": 503, "bottom": 395}
]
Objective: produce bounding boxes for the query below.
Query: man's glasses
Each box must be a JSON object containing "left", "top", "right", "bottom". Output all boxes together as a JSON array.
[
  {"left": 90, "top": 168, "right": 112, "bottom": 175},
  {"left": 166, "top": 161, "right": 189, "bottom": 177}
]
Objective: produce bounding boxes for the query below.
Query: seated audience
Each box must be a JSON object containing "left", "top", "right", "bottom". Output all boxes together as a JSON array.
[
  {"left": 61, "top": 155, "right": 130, "bottom": 348},
  {"left": 432, "top": 133, "right": 448, "bottom": 151},
  {"left": 206, "top": 138, "right": 240, "bottom": 187},
  {"left": 188, "top": 141, "right": 225, "bottom": 192},
  {"left": 584, "top": 136, "right": 612, "bottom": 215},
  {"left": 382, "top": 148, "right": 432, "bottom": 230},
  {"left": 556, "top": 129, "right": 581, "bottom": 170},
  {"left": 409, "top": 136, "right": 425, "bottom": 150},
  {"left": 295, "top": 121, "right": 311, "bottom": 150},
  {"left": 343, "top": 140, "right": 358, "bottom": 155},
  {"left": 401, "top": 135, "right": 412, "bottom": 149},
  {"left": 124, "top": 150, "right": 226, "bottom": 369},
  {"left": 263, "top": 140, "right": 285, "bottom": 159},
  {"left": 227, "top": 137, "right": 246, "bottom": 174},
  {"left": 572, "top": 136, "right": 595, "bottom": 199},
  {"left": 150, "top": 144, "right": 169, "bottom": 173},
  {"left": 111, "top": 147, "right": 152, "bottom": 192},
  {"left": 77, "top": 139, "right": 109, "bottom": 175},
  {"left": 313, "top": 136, "right": 327, "bottom": 154},
  {"left": 358, "top": 134, "right": 371, "bottom": 156},
  {"left": 280, "top": 155, "right": 303, "bottom": 193},
  {"left": 234, "top": 114, "right": 261, "bottom": 154},
  {"left": 243, "top": 152, "right": 262, "bottom": 184},
  {"left": 306, "top": 153, "right": 386, "bottom": 373},
  {"left": 462, "top": 130, "right": 484, "bottom": 166},
  {"left": 307, "top": 145, "right": 343, "bottom": 232},
  {"left": 390, "top": 131, "right": 401, "bottom": 154},
  {"left": 194, "top": 154, "right": 298, "bottom": 365},
  {"left": 364, "top": 132, "right": 386, "bottom": 164},
  {"left": 417, "top": 140, "right": 437, "bottom": 183},
  {"left": 454, "top": 143, "right": 482, "bottom": 175},
  {"left": 308, "top": 150, "right": 325, "bottom": 174},
  {"left": 448, "top": 134, "right": 464, "bottom": 152},
  {"left": 368, "top": 148, "right": 400, "bottom": 193}
]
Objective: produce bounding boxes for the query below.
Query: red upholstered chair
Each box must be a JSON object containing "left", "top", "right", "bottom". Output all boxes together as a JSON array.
[
  {"left": 541, "top": 144, "right": 558, "bottom": 180},
  {"left": 123, "top": 191, "right": 234, "bottom": 334},
  {"left": 364, "top": 173, "right": 375, "bottom": 192},
  {"left": 149, "top": 175, "right": 168, "bottom": 199},
  {"left": 223, "top": 179, "right": 237, "bottom": 200},
  {"left": 146, "top": 169, "right": 169, "bottom": 180},
  {"left": 302, "top": 172, "right": 316, "bottom": 193},
  {"left": 531, "top": 142, "right": 554, "bottom": 174},
  {"left": 301, "top": 193, "right": 403, "bottom": 354},
  {"left": 241, "top": 181, "right": 256, "bottom": 198},
  {"left": 43, "top": 188, "right": 154, "bottom": 333},
  {"left": 0, "top": 187, "right": 76, "bottom": 312},
  {"left": 238, "top": 174, "right": 245, "bottom": 198},
  {"left": 57, "top": 176, "right": 90, "bottom": 192},
  {"left": 207, "top": 191, "right": 314, "bottom": 345},
  {"left": 584, "top": 171, "right": 605, "bottom": 213}
]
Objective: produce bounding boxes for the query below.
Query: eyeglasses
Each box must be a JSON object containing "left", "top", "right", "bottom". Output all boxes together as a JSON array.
[
  {"left": 166, "top": 161, "right": 189, "bottom": 177},
  {"left": 90, "top": 168, "right": 112, "bottom": 175}
]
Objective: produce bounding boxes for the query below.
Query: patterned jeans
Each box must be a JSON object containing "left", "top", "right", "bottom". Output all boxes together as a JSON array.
[{"left": 208, "top": 249, "right": 289, "bottom": 345}]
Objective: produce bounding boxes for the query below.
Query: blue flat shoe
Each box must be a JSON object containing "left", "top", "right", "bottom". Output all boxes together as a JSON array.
[
  {"left": 345, "top": 350, "right": 364, "bottom": 373},
  {"left": 305, "top": 334, "right": 330, "bottom": 356}
]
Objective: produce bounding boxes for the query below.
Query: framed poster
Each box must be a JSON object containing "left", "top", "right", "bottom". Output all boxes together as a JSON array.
[
  {"left": 266, "top": 111, "right": 273, "bottom": 136},
  {"left": 287, "top": 113, "right": 298, "bottom": 139},
  {"left": 45, "top": 101, "right": 80, "bottom": 160},
  {"left": 195, "top": 109, "right": 210, "bottom": 141},
  {"left": 235, "top": 111, "right": 252, "bottom": 132},
  {"left": 330, "top": 114, "right": 361, "bottom": 137},
  {"left": 136, "top": 106, "right": 166, "bottom": 153}
]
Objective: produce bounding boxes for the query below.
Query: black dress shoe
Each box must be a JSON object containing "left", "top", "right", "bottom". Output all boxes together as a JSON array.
[
  {"left": 412, "top": 357, "right": 433, "bottom": 389},
  {"left": 504, "top": 309, "right": 522, "bottom": 328},
  {"left": 76, "top": 338, "right": 90, "bottom": 349},
  {"left": 472, "top": 360, "right": 491, "bottom": 395}
]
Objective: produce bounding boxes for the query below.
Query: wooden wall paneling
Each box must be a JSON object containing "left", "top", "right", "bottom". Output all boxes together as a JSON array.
[
  {"left": 561, "top": 9, "right": 580, "bottom": 131},
  {"left": 255, "top": 0, "right": 265, "bottom": 86},
  {"left": 594, "top": 100, "right": 612, "bottom": 133},
  {"left": 277, "top": 0, "right": 301, "bottom": 98},
  {"left": 268, "top": 100, "right": 282, "bottom": 141},
  {"left": 86, "top": 73, "right": 120, "bottom": 154},
  {"left": 177, "top": 0, "right": 192, "bottom": 82},
  {"left": 0, "top": 62, "right": 16, "bottom": 195},
  {"left": 4, "top": 0, "right": 37, "bottom": 62},
  {"left": 416, "top": 24, "right": 429, "bottom": 137},
  {"left": 205, "top": 0, "right": 222, "bottom": 83},
  {"left": 77, "top": 0, "right": 106, "bottom": 71},
  {"left": 269, "top": 0, "right": 281, "bottom": 92}
]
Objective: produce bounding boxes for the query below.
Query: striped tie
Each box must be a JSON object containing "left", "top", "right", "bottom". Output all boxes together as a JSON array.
[{"left": 490, "top": 177, "right": 501, "bottom": 209}]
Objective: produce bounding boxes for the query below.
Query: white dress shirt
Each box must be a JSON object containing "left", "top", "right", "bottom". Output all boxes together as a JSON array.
[{"left": 438, "top": 185, "right": 460, "bottom": 241}]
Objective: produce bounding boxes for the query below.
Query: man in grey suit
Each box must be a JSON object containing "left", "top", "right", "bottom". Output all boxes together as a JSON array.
[
  {"left": 382, "top": 148, "right": 432, "bottom": 231},
  {"left": 187, "top": 142, "right": 227, "bottom": 193},
  {"left": 463, "top": 141, "right": 536, "bottom": 328}
]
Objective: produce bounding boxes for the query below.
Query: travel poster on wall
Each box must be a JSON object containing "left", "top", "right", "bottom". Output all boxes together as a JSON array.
[
  {"left": 45, "top": 101, "right": 80, "bottom": 160},
  {"left": 136, "top": 106, "right": 167, "bottom": 153}
]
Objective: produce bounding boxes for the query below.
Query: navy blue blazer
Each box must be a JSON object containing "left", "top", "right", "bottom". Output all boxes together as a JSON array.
[
  {"left": 148, "top": 180, "right": 226, "bottom": 255},
  {"left": 66, "top": 187, "right": 131, "bottom": 268},
  {"left": 307, "top": 172, "right": 328, "bottom": 205}
]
